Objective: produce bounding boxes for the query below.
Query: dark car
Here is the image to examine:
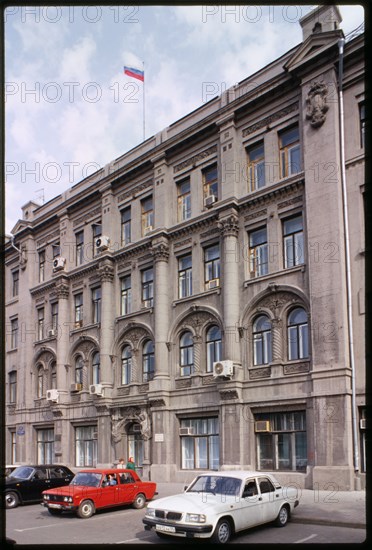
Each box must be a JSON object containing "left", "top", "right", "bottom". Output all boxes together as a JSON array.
[
  {"left": 5, "top": 464, "right": 75, "bottom": 509},
  {"left": 41, "top": 469, "right": 157, "bottom": 518}
]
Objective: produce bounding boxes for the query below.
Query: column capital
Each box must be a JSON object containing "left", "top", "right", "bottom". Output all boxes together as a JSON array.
[
  {"left": 218, "top": 213, "right": 239, "bottom": 237},
  {"left": 98, "top": 260, "right": 115, "bottom": 282},
  {"left": 55, "top": 281, "right": 70, "bottom": 299},
  {"left": 152, "top": 241, "right": 170, "bottom": 263}
]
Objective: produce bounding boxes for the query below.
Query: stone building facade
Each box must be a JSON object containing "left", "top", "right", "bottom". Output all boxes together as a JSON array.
[{"left": 5, "top": 6, "right": 366, "bottom": 490}]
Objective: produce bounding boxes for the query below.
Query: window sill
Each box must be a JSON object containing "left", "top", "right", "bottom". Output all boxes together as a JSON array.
[
  {"left": 6, "top": 296, "right": 19, "bottom": 306},
  {"left": 7, "top": 347, "right": 18, "bottom": 354},
  {"left": 173, "top": 287, "right": 221, "bottom": 307},
  {"left": 115, "top": 308, "right": 153, "bottom": 323},
  {"left": 244, "top": 264, "right": 305, "bottom": 287}
]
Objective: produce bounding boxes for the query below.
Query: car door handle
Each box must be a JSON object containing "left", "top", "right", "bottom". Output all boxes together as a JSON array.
[
  {"left": 258, "top": 497, "right": 262, "bottom": 501},
  {"left": 276, "top": 494, "right": 279, "bottom": 498}
]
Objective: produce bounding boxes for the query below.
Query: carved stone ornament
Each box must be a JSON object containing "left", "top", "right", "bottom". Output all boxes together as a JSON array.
[
  {"left": 111, "top": 406, "right": 152, "bottom": 442},
  {"left": 98, "top": 263, "right": 115, "bottom": 282},
  {"left": 152, "top": 242, "right": 170, "bottom": 262},
  {"left": 218, "top": 215, "right": 239, "bottom": 237},
  {"left": 305, "top": 81, "right": 329, "bottom": 128}
]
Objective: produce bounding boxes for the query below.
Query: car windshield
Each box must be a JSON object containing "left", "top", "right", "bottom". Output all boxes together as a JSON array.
[
  {"left": 8, "top": 466, "right": 35, "bottom": 480},
  {"left": 187, "top": 475, "right": 242, "bottom": 496},
  {"left": 70, "top": 472, "right": 101, "bottom": 487}
]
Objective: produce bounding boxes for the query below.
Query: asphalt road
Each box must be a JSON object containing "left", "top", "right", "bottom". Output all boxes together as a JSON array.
[{"left": 5, "top": 501, "right": 366, "bottom": 546}]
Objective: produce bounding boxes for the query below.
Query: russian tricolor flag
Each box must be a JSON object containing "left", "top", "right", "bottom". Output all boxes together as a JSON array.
[{"left": 124, "top": 66, "right": 144, "bottom": 82}]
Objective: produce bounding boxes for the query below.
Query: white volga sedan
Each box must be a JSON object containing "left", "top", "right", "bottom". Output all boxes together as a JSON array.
[{"left": 143, "top": 470, "right": 300, "bottom": 544}]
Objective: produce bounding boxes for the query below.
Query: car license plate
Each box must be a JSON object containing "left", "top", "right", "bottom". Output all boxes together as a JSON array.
[
  {"left": 48, "top": 503, "right": 62, "bottom": 509},
  {"left": 156, "top": 524, "right": 176, "bottom": 533}
]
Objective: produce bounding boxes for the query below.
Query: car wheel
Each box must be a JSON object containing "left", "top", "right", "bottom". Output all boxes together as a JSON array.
[
  {"left": 132, "top": 493, "right": 146, "bottom": 509},
  {"left": 211, "top": 518, "right": 232, "bottom": 544},
  {"left": 275, "top": 505, "right": 289, "bottom": 527},
  {"left": 5, "top": 492, "right": 19, "bottom": 509},
  {"left": 48, "top": 508, "right": 62, "bottom": 516},
  {"left": 77, "top": 500, "right": 95, "bottom": 519}
]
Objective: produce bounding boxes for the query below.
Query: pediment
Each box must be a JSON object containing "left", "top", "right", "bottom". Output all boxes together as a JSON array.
[
  {"left": 284, "top": 30, "right": 343, "bottom": 73},
  {"left": 11, "top": 219, "right": 32, "bottom": 234}
]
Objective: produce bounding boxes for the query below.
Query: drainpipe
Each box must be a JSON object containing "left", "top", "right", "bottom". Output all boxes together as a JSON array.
[
  {"left": 6, "top": 233, "right": 22, "bottom": 254},
  {"left": 337, "top": 38, "right": 360, "bottom": 481}
]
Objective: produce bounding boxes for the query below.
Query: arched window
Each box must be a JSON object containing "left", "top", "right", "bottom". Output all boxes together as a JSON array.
[
  {"left": 37, "top": 365, "right": 44, "bottom": 398},
  {"left": 50, "top": 361, "right": 57, "bottom": 390},
  {"left": 75, "top": 356, "right": 84, "bottom": 384},
  {"left": 206, "top": 325, "right": 222, "bottom": 372},
  {"left": 121, "top": 346, "right": 132, "bottom": 385},
  {"left": 287, "top": 307, "right": 309, "bottom": 360},
  {"left": 143, "top": 340, "right": 154, "bottom": 382},
  {"left": 180, "top": 331, "right": 194, "bottom": 376},
  {"left": 92, "top": 352, "right": 100, "bottom": 385},
  {"left": 253, "top": 315, "right": 272, "bottom": 365}
]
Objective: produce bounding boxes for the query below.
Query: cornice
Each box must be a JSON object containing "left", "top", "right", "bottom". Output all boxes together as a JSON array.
[{"left": 30, "top": 280, "right": 56, "bottom": 297}]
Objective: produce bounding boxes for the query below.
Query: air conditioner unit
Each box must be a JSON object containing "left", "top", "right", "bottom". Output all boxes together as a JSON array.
[
  {"left": 48, "top": 329, "right": 56, "bottom": 337},
  {"left": 204, "top": 195, "right": 217, "bottom": 208},
  {"left": 255, "top": 420, "right": 271, "bottom": 433},
  {"left": 207, "top": 278, "right": 219, "bottom": 290},
  {"left": 360, "top": 418, "right": 366, "bottom": 429},
  {"left": 53, "top": 256, "right": 66, "bottom": 272},
  {"left": 179, "top": 427, "right": 195, "bottom": 436},
  {"left": 144, "top": 226, "right": 153, "bottom": 235},
  {"left": 213, "top": 360, "right": 233, "bottom": 378},
  {"left": 46, "top": 389, "right": 59, "bottom": 403},
  {"left": 95, "top": 235, "right": 110, "bottom": 252},
  {"left": 74, "top": 320, "right": 83, "bottom": 329},
  {"left": 89, "top": 384, "right": 103, "bottom": 396},
  {"left": 70, "top": 383, "right": 82, "bottom": 392},
  {"left": 143, "top": 299, "right": 153, "bottom": 308}
]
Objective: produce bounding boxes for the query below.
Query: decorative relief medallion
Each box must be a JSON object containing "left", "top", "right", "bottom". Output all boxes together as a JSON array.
[
  {"left": 219, "top": 389, "right": 239, "bottom": 400},
  {"left": 202, "top": 375, "right": 216, "bottom": 385},
  {"left": 124, "top": 327, "right": 149, "bottom": 350},
  {"left": 182, "top": 311, "right": 216, "bottom": 337},
  {"left": 305, "top": 81, "right": 329, "bottom": 128}
]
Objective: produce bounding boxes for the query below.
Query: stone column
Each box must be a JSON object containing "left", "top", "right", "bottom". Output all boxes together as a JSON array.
[
  {"left": 55, "top": 277, "right": 70, "bottom": 391},
  {"left": 98, "top": 258, "right": 115, "bottom": 391},
  {"left": 151, "top": 236, "right": 170, "bottom": 388},
  {"left": 271, "top": 318, "right": 283, "bottom": 363},
  {"left": 218, "top": 211, "right": 241, "bottom": 365}
]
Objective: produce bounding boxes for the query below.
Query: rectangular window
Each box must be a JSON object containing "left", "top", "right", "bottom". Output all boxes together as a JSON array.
[
  {"left": 39, "top": 251, "right": 45, "bottom": 283},
  {"left": 178, "top": 254, "right": 192, "bottom": 298},
  {"left": 247, "top": 142, "right": 265, "bottom": 191},
  {"left": 92, "top": 287, "right": 101, "bottom": 324},
  {"left": 360, "top": 103, "right": 365, "bottom": 148},
  {"left": 92, "top": 224, "right": 101, "bottom": 257},
  {"left": 76, "top": 231, "right": 84, "bottom": 266},
  {"left": 37, "top": 308, "right": 45, "bottom": 340},
  {"left": 52, "top": 243, "right": 61, "bottom": 258},
  {"left": 203, "top": 164, "right": 218, "bottom": 200},
  {"left": 141, "top": 197, "right": 154, "bottom": 236},
  {"left": 177, "top": 178, "right": 191, "bottom": 221},
  {"left": 9, "top": 372, "right": 17, "bottom": 403},
  {"left": 75, "top": 426, "right": 97, "bottom": 467},
  {"left": 255, "top": 411, "right": 307, "bottom": 472},
  {"left": 249, "top": 227, "right": 268, "bottom": 277},
  {"left": 10, "top": 318, "right": 18, "bottom": 349},
  {"left": 142, "top": 268, "right": 154, "bottom": 307},
  {"left": 74, "top": 294, "right": 83, "bottom": 327},
  {"left": 37, "top": 429, "right": 55, "bottom": 464},
  {"left": 121, "top": 275, "right": 132, "bottom": 315},
  {"left": 12, "top": 270, "right": 19, "bottom": 297},
  {"left": 279, "top": 126, "right": 301, "bottom": 178},
  {"left": 180, "top": 417, "right": 219, "bottom": 470},
  {"left": 11, "top": 431, "right": 17, "bottom": 463},
  {"left": 51, "top": 303, "right": 58, "bottom": 331},
  {"left": 204, "top": 244, "right": 220, "bottom": 288},
  {"left": 283, "top": 215, "right": 304, "bottom": 268},
  {"left": 121, "top": 207, "right": 131, "bottom": 246}
]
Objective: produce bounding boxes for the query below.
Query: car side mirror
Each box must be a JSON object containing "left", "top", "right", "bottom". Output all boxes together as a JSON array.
[{"left": 184, "top": 485, "right": 188, "bottom": 491}]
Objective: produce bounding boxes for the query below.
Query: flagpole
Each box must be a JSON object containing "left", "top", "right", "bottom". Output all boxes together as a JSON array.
[{"left": 142, "top": 61, "right": 145, "bottom": 141}]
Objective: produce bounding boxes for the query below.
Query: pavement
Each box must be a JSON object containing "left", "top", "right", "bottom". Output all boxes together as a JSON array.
[{"left": 153, "top": 482, "right": 368, "bottom": 531}]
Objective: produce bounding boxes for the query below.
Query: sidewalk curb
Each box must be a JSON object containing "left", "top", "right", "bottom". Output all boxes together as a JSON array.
[{"left": 292, "top": 517, "right": 366, "bottom": 530}]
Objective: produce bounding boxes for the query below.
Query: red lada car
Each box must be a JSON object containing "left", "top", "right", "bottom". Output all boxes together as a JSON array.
[{"left": 41, "top": 469, "right": 157, "bottom": 518}]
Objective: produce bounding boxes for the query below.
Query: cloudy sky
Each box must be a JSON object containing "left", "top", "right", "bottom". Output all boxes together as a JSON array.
[{"left": 4, "top": 4, "right": 364, "bottom": 234}]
